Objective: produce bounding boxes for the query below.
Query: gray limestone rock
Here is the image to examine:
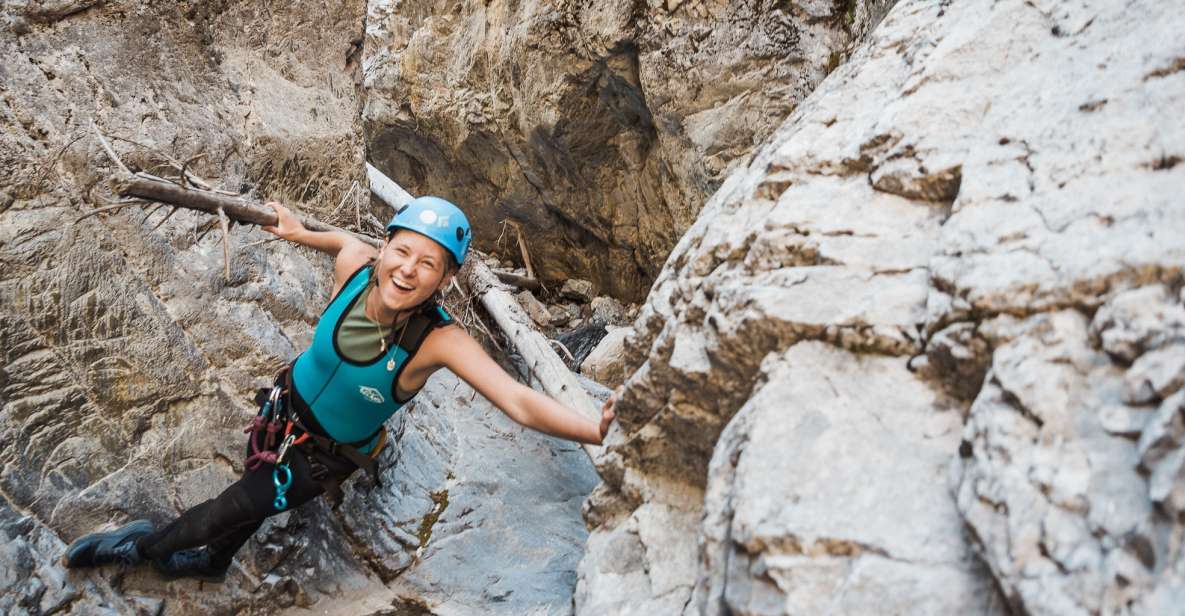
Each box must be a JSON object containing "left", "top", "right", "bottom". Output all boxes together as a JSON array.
[
  {"left": 588, "top": 296, "right": 626, "bottom": 326},
  {"left": 953, "top": 308, "right": 1182, "bottom": 614},
  {"left": 693, "top": 343, "right": 1001, "bottom": 615},
  {"left": 335, "top": 372, "right": 599, "bottom": 615},
  {"left": 579, "top": 0, "right": 1185, "bottom": 612}
]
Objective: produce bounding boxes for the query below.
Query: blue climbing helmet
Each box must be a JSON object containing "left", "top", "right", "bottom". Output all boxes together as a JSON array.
[{"left": 386, "top": 196, "right": 472, "bottom": 266}]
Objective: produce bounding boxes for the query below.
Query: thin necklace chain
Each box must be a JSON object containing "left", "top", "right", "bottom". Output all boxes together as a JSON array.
[{"left": 367, "top": 282, "right": 411, "bottom": 354}]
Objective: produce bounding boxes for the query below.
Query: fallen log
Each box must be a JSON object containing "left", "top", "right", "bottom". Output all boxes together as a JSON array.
[
  {"left": 366, "top": 162, "right": 413, "bottom": 211},
  {"left": 108, "top": 172, "right": 604, "bottom": 458},
  {"left": 112, "top": 174, "right": 379, "bottom": 247}
]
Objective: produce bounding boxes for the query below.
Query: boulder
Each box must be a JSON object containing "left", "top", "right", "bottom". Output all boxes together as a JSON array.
[
  {"left": 589, "top": 296, "right": 627, "bottom": 326},
  {"left": 580, "top": 326, "right": 631, "bottom": 389},
  {"left": 560, "top": 279, "right": 596, "bottom": 304},
  {"left": 548, "top": 303, "right": 582, "bottom": 328}
]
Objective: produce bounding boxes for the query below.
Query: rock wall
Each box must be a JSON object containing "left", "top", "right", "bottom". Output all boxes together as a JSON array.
[
  {"left": 0, "top": 2, "right": 597, "bottom": 614},
  {"left": 362, "top": 0, "right": 894, "bottom": 300},
  {"left": 580, "top": 0, "right": 1185, "bottom": 613}
]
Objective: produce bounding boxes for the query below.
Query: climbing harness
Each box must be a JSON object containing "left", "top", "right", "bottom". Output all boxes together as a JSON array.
[{"left": 243, "top": 364, "right": 391, "bottom": 510}]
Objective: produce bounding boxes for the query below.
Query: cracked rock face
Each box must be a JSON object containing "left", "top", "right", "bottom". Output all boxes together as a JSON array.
[
  {"left": 581, "top": 0, "right": 1185, "bottom": 612},
  {"left": 0, "top": 2, "right": 596, "bottom": 614},
  {"left": 954, "top": 301, "right": 1185, "bottom": 614},
  {"left": 362, "top": 0, "right": 893, "bottom": 300}
]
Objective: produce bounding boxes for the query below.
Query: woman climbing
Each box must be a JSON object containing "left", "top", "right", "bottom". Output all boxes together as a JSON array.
[{"left": 62, "top": 196, "right": 618, "bottom": 581}]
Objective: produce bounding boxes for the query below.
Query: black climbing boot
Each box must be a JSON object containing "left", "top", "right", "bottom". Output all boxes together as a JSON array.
[
  {"left": 62, "top": 519, "right": 153, "bottom": 568},
  {"left": 152, "top": 547, "right": 229, "bottom": 583}
]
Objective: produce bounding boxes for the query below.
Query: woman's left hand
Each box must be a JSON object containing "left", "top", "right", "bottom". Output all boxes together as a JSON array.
[{"left": 599, "top": 386, "right": 622, "bottom": 443}]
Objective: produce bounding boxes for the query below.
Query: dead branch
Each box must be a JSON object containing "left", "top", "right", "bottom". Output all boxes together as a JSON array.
[
  {"left": 110, "top": 175, "right": 380, "bottom": 248},
  {"left": 465, "top": 259, "right": 604, "bottom": 457},
  {"left": 217, "top": 206, "right": 231, "bottom": 282},
  {"left": 330, "top": 180, "right": 359, "bottom": 217},
  {"left": 493, "top": 269, "right": 541, "bottom": 291},
  {"left": 549, "top": 339, "right": 576, "bottom": 362},
  {"left": 150, "top": 206, "right": 180, "bottom": 231},
  {"left": 92, "top": 121, "right": 130, "bottom": 175},
  {"left": 74, "top": 199, "right": 148, "bottom": 223},
  {"left": 509, "top": 220, "right": 535, "bottom": 280},
  {"left": 366, "top": 162, "right": 412, "bottom": 211}
]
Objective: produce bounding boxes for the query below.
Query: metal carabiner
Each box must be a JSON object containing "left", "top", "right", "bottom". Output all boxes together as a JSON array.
[
  {"left": 260, "top": 385, "right": 283, "bottom": 421},
  {"left": 275, "top": 433, "right": 296, "bottom": 466}
]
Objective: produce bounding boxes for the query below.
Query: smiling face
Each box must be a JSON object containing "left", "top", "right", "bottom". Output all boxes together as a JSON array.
[{"left": 371, "top": 229, "right": 454, "bottom": 317}]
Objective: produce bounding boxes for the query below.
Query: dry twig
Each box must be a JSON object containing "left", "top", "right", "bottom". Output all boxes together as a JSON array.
[
  {"left": 150, "top": 206, "right": 181, "bottom": 231},
  {"left": 217, "top": 206, "right": 231, "bottom": 282},
  {"left": 91, "top": 121, "right": 130, "bottom": 175},
  {"left": 548, "top": 339, "right": 575, "bottom": 362},
  {"left": 73, "top": 199, "right": 148, "bottom": 223}
]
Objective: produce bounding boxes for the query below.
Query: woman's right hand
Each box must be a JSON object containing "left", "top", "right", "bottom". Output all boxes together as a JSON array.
[{"left": 262, "top": 202, "right": 305, "bottom": 240}]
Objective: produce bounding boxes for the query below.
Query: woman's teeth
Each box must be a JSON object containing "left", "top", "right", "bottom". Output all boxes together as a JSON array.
[{"left": 392, "top": 279, "right": 414, "bottom": 291}]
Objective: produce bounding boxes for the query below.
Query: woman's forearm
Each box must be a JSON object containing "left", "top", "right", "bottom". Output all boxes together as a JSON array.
[
  {"left": 263, "top": 202, "right": 364, "bottom": 257},
  {"left": 513, "top": 385, "right": 601, "bottom": 445},
  {"left": 286, "top": 227, "right": 355, "bottom": 256}
]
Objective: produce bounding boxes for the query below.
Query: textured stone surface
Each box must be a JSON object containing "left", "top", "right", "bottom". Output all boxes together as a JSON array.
[
  {"left": 1, "top": 1, "right": 372, "bottom": 612},
  {"left": 362, "top": 0, "right": 893, "bottom": 299},
  {"left": 560, "top": 279, "right": 595, "bottom": 304},
  {"left": 694, "top": 343, "right": 999, "bottom": 615},
  {"left": 580, "top": 0, "right": 1185, "bottom": 612},
  {"left": 954, "top": 305, "right": 1184, "bottom": 615},
  {"left": 332, "top": 371, "right": 600, "bottom": 616}
]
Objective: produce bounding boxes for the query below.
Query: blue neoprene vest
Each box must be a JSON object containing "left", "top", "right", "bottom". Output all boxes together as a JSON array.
[{"left": 291, "top": 264, "right": 452, "bottom": 447}]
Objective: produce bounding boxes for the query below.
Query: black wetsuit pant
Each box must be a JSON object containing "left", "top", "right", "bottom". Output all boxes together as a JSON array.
[{"left": 135, "top": 431, "right": 358, "bottom": 569}]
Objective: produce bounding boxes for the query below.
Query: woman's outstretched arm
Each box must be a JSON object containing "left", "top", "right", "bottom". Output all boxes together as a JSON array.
[
  {"left": 263, "top": 201, "right": 377, "bottom": 295},
  {"left": 425, "top": 325, "right": 615, "bottom": 445}
]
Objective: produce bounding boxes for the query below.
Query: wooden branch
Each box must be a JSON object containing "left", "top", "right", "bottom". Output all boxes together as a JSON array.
[
  {"left": 150, "top": 206, "right": 180, "bottom": 231},
  {"left": 493, "top": 269, "right": 541, "bottom": 291},
  {"left": 510, "top": 221, "right": 535, "bottom": 280},
  {"left": 217, "top": 207, "right": 231, "bottom": 282},
  {"left": 92, "top": 121, "right": 130, "bottom": 175},
  {"left": 73, "top": 199, "right": 147, "bottom": 223},
  {"left": 112, "top": 174, "right": 380, "bottom": 248}
]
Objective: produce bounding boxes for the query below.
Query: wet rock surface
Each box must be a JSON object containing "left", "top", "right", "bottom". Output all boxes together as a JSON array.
[
  {"left": 362, "top": 0, "right": 894, "bottom": 300},
  {"left": 582, "top": 0, "right": 1185, "bottom": 612}
]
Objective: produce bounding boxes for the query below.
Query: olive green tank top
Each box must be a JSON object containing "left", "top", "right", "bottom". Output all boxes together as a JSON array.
[{"left": 337, "top": 283, "right": 392, "bottom": 362}]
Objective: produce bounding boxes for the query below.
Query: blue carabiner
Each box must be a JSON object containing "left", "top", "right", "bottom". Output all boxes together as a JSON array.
[{"left": 273, "top": 463, "right": 293, "bottom": 510}]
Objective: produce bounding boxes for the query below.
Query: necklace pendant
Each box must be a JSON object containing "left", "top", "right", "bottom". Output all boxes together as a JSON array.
[{"left": 387, "top": 357, "right": 396, "bottom": 372}]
